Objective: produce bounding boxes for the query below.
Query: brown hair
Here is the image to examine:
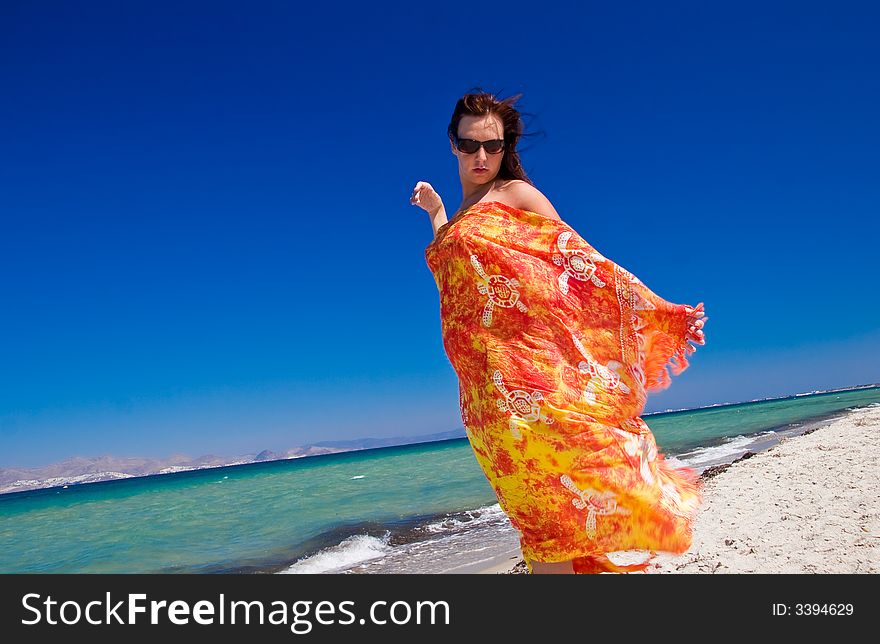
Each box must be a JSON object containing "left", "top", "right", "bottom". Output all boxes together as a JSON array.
[{"left": 447, "top": 88, "right": 540, "bottom": 185}]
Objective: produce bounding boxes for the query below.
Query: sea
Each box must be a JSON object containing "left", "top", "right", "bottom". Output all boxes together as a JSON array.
[{"left": 1, "top": 387, "right": 878, "bottom": 574}]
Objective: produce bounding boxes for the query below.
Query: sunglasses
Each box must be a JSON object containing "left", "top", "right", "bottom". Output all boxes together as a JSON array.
[{"left": 453, "top": 137, "right": 505, "bottom": 154}]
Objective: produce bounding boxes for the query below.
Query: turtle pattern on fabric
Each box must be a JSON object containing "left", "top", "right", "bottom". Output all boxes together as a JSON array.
[{"left": 424, "top": 201, "right": 704, "bottom": 574}]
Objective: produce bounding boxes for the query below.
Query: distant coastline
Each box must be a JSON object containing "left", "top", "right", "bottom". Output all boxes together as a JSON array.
[
  {"left": 2, "top": 383, "right": 877, "bottom": 497},
  {"left": 650, "top": 382, "right": 879, "bottom": 415},
  {"left": 0, "top": 430, "right": 467, "bottom": 496}
]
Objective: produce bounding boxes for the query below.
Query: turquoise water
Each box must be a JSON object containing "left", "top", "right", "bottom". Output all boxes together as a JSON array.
[
  {"left": 1, "top": 386, "right": 878, "bottom": 573},
  {"left": 641, "top": 387, "right": 880, "bottom": 454}
]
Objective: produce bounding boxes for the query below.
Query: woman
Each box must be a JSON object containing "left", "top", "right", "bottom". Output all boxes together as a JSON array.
[{"left": 412, "top": 91, "right": 708, "bottom": 574}]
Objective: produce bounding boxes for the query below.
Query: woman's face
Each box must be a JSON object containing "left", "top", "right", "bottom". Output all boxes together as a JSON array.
[{"left": 451, "top": 113, "right": 506, "bottom": 187}]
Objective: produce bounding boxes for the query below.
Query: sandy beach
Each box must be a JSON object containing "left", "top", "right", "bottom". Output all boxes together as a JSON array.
[{"left": 477, "top": 405, "right": 879, "bottom": 574}]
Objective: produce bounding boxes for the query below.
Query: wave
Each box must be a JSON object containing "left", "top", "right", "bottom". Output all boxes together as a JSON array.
[
  {"left": 420, "top": 504, "right": 508, "bottom": 534},
  {"left": 673, "top": 431, "right": 779, "bottom": 472},
  {"left": 280, "top": 533, "right": 393, "bottom": 574},
  {"left": 277, "top": 503, "right": 515, "bottom": 574}
]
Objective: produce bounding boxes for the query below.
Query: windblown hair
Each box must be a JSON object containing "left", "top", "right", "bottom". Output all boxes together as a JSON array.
[{"left": 447, "top": 88, "right": 539, "bottom": 184}]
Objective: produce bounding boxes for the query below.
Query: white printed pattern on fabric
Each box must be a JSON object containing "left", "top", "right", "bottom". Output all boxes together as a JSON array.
[
  {"left": 610, "top": 427, "right": 658, "bottom": 485},
  {"left": 570, "top": 333, "right": 631, "bottom": 404},
  {"left": 560, "top": 474, "right": 631, "bottom": 538},
  {"left": 470, "top": 254, "right": 528, "bottom": 327},
  {"left": 552, "top": 231, "right": 607, "bottom": 295},
  {"left": 614, "top": 264, "right": 658, "bottom": 390},
  {"left": 492, "top": 369, "right": 554, "bottom": 439}
]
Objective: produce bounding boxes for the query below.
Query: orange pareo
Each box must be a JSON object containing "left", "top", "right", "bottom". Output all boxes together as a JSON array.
[{"left": 425, "top": 201, "right": 704, "bottom": 574}]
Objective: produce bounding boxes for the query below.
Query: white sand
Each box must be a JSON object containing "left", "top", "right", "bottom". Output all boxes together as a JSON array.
[
  {"left": 484, "top": 406, "right": 880, "bottom": 574},
  {"left": 443, "top": 543, "right": 524, "bottom": 574}
]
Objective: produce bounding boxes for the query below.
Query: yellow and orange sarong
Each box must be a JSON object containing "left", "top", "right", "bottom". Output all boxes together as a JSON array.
[{"left": 425, "top": 201, "right": 704, "bottom": 573}]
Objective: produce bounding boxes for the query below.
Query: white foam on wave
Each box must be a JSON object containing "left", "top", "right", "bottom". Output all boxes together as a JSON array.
[
  {"left": 674, "top": 431, "right": 777, "bottom": 470},
  {"left": 422, "top": 504, "right": 507, "bottom": 534},
  {"left": 662, "top": 455, "right": 687, "bottom": 469},
  {"left": 350, "top": 475, "right": 365, "bottom": 480},
  {"left": 279, "top": 533, "right": 391, "bottom": 574}
]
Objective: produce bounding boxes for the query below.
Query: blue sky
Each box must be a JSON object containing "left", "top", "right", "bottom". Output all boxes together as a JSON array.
[{"left": 1, "top": 1, "right": 878, "bottom": 468}]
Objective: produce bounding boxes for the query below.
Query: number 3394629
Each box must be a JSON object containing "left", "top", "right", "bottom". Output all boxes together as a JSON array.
[{"left": 773, "top": 604, "right": 854, "bottom": 616}]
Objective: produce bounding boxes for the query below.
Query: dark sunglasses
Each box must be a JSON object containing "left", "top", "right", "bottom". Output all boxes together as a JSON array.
[{"left": 453, "top": 137, "right": 505, "bottom": 154}]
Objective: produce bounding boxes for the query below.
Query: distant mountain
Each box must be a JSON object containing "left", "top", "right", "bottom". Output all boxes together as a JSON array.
[{"left": 0, "top": 428, "right": 467, "bottom": 495}]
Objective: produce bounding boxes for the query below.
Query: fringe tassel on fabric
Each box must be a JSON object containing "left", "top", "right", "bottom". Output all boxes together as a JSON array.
[{"left": 640, "top": 315, "right": 698, "bottom": 393}]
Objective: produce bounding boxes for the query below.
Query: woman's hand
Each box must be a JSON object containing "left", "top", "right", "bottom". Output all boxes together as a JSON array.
[
  {"left": 684, "top": 302, "right": 708, "bottom": 346},
  {"left": 411, "top": 181, "right": 444, "bottom": 215}
]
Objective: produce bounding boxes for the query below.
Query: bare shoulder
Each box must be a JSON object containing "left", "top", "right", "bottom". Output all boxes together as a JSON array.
[{"left": 500, "top": 180, "right": 562, "bottom": 220}]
